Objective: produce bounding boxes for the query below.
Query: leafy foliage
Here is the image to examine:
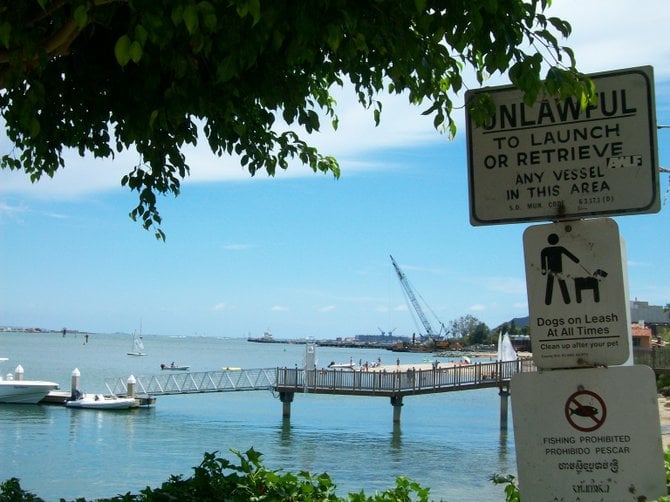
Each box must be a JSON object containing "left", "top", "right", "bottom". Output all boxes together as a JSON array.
[
  {"left": 448, "top": 314, "right": 483, "bottom": 339},
  {"left": 0, "top": 449, "right": 436, "bottom": 501},
  {"left": 4, "top": 447, "right": 670, "bottom": 500},
  {"left": 0, "top": 0, "right": 593, "bottom": 237}
]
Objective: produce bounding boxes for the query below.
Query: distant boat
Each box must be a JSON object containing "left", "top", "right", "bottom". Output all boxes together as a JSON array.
[
  {"left": 247, "top": 330, "right": 276, "bottom": 343},
  {"left": 66, "top": 393, "right": 136, "bottom": 410},
  {"left": 160, "top": 363, "right": 190, "bottom": 371},
  {"left": 0, "top": 359, "right": 59, "bottom": 404},
  {"left": 127, "top": 331, "right": 146, "bottom": 356},
  {"left": 327, "top": 360, "right": 356, "bottom": 370},
  {"left": 497, "top": 332, "right": 518, "bottom": 362}
]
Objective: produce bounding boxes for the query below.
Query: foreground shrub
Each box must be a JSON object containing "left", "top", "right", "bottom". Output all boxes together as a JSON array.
[{"left": 1, "top": 449, "right": 434, "bottom": 502}]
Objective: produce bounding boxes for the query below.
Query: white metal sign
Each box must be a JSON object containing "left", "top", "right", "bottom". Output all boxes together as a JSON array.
[
  {"left": 511, "top": 365, "right": 665, "bottom": 501},
  {"left": 523, "top": 218, "right": 630, "bottom": 368},
  {"left": 466, "top": 66, "right": 659, "bottom": 225}
]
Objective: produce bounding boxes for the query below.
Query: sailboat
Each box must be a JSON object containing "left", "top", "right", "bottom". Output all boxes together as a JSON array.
[
  {"left": 496, "top": 332, "right": 517, "bottom": 362},
  {"left": 127, "top": 331, "right": 146, "bottom": 356}
]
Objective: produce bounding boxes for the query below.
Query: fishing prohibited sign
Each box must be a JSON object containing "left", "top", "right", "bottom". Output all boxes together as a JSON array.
[
  {"left": 523, "top": 218, "right": 630, "bottom": 369},
  {"left": 565, "top": 389, "right": 606, "bottom": 432},
  {"left": 511, "top": 366, "right": 665, "bottom": 501}
]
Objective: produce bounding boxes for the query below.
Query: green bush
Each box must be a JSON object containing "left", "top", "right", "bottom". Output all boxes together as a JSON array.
[
  {"left": 6, "top": 447, "right": 670, "bottom": 501},
  {"left": 1, "top": 449, "right": 435, "bottom": 502}
]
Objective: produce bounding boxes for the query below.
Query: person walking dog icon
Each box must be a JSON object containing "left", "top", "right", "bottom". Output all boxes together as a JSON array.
[{"left": 541, "top": 233, "right": 580, "bottom": 305}]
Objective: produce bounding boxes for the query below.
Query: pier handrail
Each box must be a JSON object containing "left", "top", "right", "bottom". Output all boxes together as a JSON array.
[
  {"left": 105, "top": 360, "right": 536, "bottom": 397},
  {"left": 276, "top": 359, "right": 536, "bottom": 397},
  {"left": 106, "top": 368, "right": 276, "bottom": 396}
]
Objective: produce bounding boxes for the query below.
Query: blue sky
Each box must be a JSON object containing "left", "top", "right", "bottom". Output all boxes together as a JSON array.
[{"left": 2, "top": 1, "right": 670, "bottom": 339}]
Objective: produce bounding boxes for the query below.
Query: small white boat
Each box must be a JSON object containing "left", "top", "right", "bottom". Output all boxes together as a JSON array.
[
  {"left": 0, "top": 360, "right": 59, "bottom": 404},
  {"left": 127, "top": 331, "right": 146, "bottom": 356},
  {"left": 66, "top": 393, "right": 136, "bottom": 410},
  {"left": 327, "top": 361, "right": 356, "bottom": 370},
  {"left": 160, "top": 363, "right": 190, "bottom": 371}
]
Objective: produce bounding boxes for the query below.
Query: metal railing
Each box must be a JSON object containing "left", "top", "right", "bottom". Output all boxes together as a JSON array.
[
  {"left": 105, "top": 360, "right": 537, "bottom": 398},
  {"left": 634, "top": 346, "right": 670, "bottom": 371},
  {"left": 276, "top": 359, "right": 536, "bottom": 397},
  {"left": 106, "top": 368, "right": 276, "bottom": 396}
]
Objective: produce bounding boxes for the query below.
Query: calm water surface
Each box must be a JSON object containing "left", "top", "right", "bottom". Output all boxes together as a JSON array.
[{"left": 0, "top": 332, "right": 516, "bottom": 501}]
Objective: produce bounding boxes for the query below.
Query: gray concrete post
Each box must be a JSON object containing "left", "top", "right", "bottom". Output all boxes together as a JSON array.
[
  {"left": 390, "top": 395, "right": 403, "bottom": 423},
  {"left": 499, "top": 386, "right": 510, "bottom": 430},
  {"left": 279, "top": 391, "right": 294, "bottom": 419}
]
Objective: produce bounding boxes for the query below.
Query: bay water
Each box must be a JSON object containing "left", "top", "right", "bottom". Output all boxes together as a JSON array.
[{"left": 0, "top": 332, "right": 516, "bottom": 501}]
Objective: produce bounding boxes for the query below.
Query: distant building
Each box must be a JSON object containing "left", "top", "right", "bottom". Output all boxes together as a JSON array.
[
  {"left": 631, "top": 322, "right": 653, "bottom": 348},
  {"left": 629, "top": 300, "right": 670, "bottom": 337}
]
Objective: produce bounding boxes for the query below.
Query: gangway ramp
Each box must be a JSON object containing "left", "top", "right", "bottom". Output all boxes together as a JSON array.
[{"left": 106, "top": 368, "right": 275, "bottom": 397}]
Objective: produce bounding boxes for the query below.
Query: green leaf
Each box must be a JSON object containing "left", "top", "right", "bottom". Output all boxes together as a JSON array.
[
  {"left": 0, "top": 22, "right": 10, "bottom": 49},
  {"left": 73, "top": 5, "right": 88, "bottom": 29},
  {"left": 129, "top": 41, "right": 143, "bottom": 63},
  {"left": 183, "top": 4, "right": 199, "bottom": 34},
  {"left": 114, "top": 35, "right": 132, "bottom": 66}
]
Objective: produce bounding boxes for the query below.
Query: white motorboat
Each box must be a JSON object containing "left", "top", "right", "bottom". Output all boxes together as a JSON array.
[
  {"left": 160, "top": 363, "right": 190, "bottom": 371},
  {"left": 66, "top": 393, "right": 137, "bottom": 410},
  {"left": 327, "top": 361, "right": 356, "bottom": 370},
  {"left": 0, "top": 360, "right": 59, "bottom": 404}
]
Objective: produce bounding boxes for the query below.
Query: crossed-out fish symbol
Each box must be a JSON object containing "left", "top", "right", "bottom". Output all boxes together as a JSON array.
[{"left": 569, "top": 403, "right": 599, "bottom": 418}]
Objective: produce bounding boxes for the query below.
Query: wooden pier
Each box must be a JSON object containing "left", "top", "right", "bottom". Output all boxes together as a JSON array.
[
  {"left": 101, "top": 359, "right": 536, "bottom": 423},
  {"left": 275, "top": 359, "right": 536, "bottom": 422}
]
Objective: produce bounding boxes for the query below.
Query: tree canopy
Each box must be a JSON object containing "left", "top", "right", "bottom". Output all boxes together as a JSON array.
[{"left": 0, "top": 0, "right": 592, "bottom": 238}]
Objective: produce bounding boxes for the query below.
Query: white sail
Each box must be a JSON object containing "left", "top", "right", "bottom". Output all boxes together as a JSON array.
[
  {"left": 498, "top": 332, "right": 517, "bottom": 362},
  {"left": 128, "top": 331, "right": 146, "bottom": 356}
]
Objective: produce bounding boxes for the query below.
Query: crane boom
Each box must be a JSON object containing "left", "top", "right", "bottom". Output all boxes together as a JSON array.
[{"left": 390, "top": 255, "right": 437, "bottom": 337}]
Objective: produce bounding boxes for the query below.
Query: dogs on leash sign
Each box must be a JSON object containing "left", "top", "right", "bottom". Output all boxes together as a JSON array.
[{"left": 523, "top": 218, "right": 630, "bottom": 369}]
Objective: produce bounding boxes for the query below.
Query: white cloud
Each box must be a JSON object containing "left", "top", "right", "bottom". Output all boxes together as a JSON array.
[
  {"left": 222, "top": 243, "right": 255, "bottom": 251},
  {"left": 549, "top": 1, "right": 670, "bottom": 78},
  {"left": 271, "top": 305, "right": 289, "bottom": 312},
  {"left": 318, "top": 305, "right": 336, "bottom": 313}
]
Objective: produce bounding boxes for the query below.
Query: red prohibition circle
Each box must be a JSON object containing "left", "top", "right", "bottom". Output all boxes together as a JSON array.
[{"left": 564, "top": 389, "right": 607, "bottom": 432}]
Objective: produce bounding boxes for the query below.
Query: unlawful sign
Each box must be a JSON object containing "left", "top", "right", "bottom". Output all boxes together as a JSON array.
[
  {"left": 523, "top": 218, "right": 630, "bottom": 368},
  {"left": 466, "top": 66, "right": 659, "bottom": 225},
  {"left": 511, "top": 366, "right": 666, "bottom": 501}
]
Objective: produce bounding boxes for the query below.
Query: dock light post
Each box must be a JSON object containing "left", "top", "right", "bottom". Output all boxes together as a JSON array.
[
  {"left": 71, "top": 368, "right": 80, "bottom": 399},
  {"left": 126, "top": 375, "right": 136, "bottom": 398}
]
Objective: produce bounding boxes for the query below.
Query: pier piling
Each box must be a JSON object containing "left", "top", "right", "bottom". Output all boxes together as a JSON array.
[
  {"left": 279, "top": 391, "right": 294, "bottom": 418},
  {"left": 390, "top": 395, "right": 403, "bottom": 423},
  {"left": 499, "top": 385, "right": 510, "bottom": 430}
]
